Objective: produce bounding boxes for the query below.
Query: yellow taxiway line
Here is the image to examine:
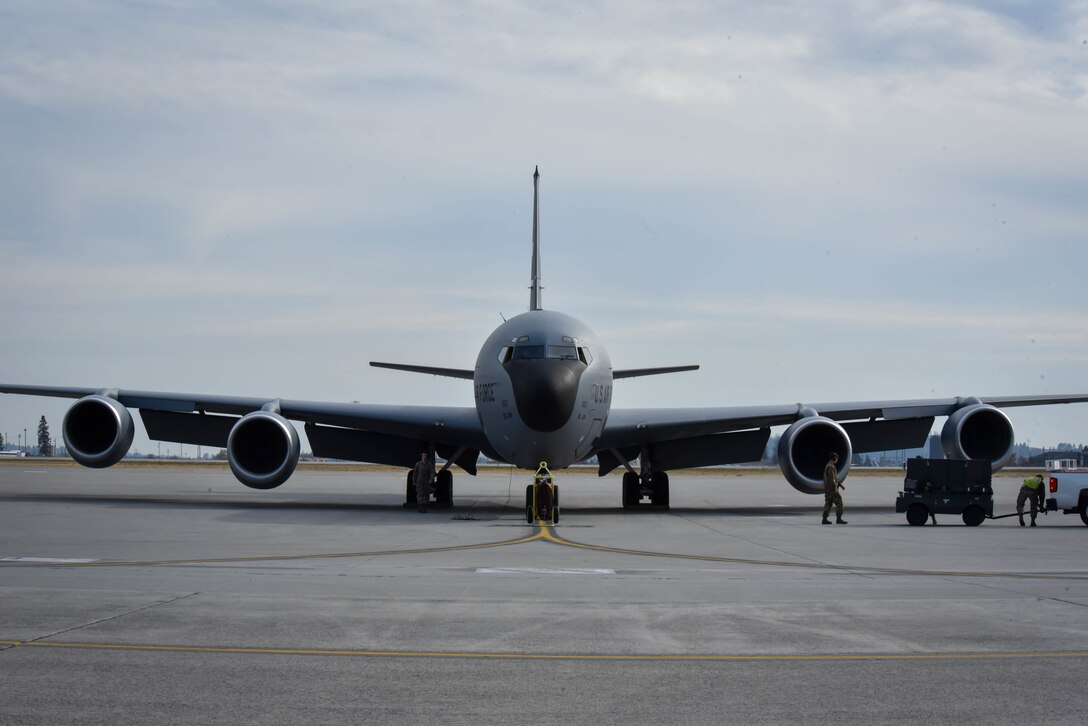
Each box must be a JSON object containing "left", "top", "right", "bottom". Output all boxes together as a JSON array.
[
  {"left": 2, "top": 519, "right": 1085, "bottom": 580},
  {"left": 2, "top": 639, "right": 1087, "bottom": 662},
  {"left": 537, "top": 524, "right": 1088, "bottom": 580}
]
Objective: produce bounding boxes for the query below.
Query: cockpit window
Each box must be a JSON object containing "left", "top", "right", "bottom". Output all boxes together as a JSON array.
[
  {"left": 547, "top": 345, "right": 578, "bottom": 360},
  {"left": 511, "top": 345, "right": 545, "bottom": 360},
  {"left": 507, "top": 343, "right": 585, "bottom": 363}
]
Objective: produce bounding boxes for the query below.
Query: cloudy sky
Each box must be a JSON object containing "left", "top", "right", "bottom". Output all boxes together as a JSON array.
[{"left": 2, "top": 0, "right": 1086, "bottom": 455}]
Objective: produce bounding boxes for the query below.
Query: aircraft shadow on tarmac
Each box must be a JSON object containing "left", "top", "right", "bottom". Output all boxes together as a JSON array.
[{"left": 0, "top": 491, "right": 894, "bottom": 521}]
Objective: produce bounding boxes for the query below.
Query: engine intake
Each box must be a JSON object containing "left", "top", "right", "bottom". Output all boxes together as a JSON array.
[
  {"left": 778, "top": 415, "right": 852, "bottom": 494},
  {"left": 227, "top": 411, "right": 300, "bottom": 490},
  {"left": 941, "top": 403, "right": 1014, "bottom": 471},
  {"left": 62, "top": 395, "right": 135, "bottom": 468}
]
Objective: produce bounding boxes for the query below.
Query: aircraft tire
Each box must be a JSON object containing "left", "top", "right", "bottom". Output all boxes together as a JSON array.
[
  {"left": 1080, "top": 498, "right": 1088, "bottom": 527},
  {"left": 622, "top": 472, "right": 639, "bottom": 509},
  {"left": 405, "top": 471, "right": 417, "bottom": 506},
  {"left": 538, "top": 485, "right": 552, "bottom": 516},
  {"left": 526, "top": 505, "right": 534, "bottom": 524},
  {"left": 526, "top": 484, "right": 533, "bottom": 510},
  {"left": 435, "top": 470, "right": 453, "bottom": 507},
  {"left": 551, "top": 505, "right": 560, "bottom": 525},
  {"left": 651, "top": 472, "right": 670, "bottom": 508}
]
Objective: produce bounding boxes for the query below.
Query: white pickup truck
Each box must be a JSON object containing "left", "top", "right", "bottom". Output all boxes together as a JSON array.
[{"left": 1045, "top": 470, "right": 1088, "bottom": 526}]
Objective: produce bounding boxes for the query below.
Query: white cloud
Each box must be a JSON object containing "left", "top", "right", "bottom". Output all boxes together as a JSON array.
[{"left": 2, "top": 0, "right": 1087, "bottom": 449}]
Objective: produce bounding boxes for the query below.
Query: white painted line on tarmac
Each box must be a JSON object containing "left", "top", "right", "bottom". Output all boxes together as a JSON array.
[{"left": 476, "top": 567, "right": 615, "bottom": 575}]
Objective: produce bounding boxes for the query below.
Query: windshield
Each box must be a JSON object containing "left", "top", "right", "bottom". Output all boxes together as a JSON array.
[{"left": 509, "top": 344, "right": 581, "bottom": 362}]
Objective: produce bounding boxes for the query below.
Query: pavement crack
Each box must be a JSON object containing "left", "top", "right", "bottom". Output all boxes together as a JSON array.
[
  {"left": 949, "top": 579, "right": 1088, "bottom": 608},
  {"left": 12, "top": 592, "right": 201, "bottom": 649}
]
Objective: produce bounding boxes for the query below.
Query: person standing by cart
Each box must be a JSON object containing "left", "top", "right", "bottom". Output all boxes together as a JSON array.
[
  {"left": 1017, "top": 473, "right": 1045, "bottom": 527},
  {"left": 822, "top": 452, "right": 847, "bottom": 525}
]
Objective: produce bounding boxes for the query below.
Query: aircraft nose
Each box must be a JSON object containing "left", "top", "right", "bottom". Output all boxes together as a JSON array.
[{"left": 504, "top": 359, "right": 583, "bottom": 432}]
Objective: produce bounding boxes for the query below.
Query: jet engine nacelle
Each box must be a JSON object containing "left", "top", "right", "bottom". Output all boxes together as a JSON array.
[
  {"left": 226, "top": 411, "right": 300, "bottom": 490},
  {"left": 940, "top": 402, "right": 1015, "bottom": 471},
  {"left": 62, "top": 395, "right": 135, "bottom": 468},
  {"left": 778, "top": 415, "right": 852, "bottom": 494}
]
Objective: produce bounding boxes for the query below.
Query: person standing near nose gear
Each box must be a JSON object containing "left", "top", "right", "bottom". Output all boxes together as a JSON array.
[
  {"left": 1017, "top": 473, "right": 1045, "bottom": 527},
  {"left": 822, "top": 452, "right": 847, "bottom": 525}
]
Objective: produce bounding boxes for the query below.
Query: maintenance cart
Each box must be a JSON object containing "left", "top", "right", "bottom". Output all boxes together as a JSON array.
[
  {"left": 526, "top": 461, "right": 560, "bottom": 525},
  {"left": 895, "top": 457, "right": 993, "bottom": 526}
]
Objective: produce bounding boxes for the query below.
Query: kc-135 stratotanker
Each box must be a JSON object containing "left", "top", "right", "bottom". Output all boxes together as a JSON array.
[{"left": 3, "top": 168, "right": 1087, "bottom": 509}]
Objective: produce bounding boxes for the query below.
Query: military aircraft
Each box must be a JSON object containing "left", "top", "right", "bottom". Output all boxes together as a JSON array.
[{"left": 3, "top": 168, "right": 1086, "bottom": 509}]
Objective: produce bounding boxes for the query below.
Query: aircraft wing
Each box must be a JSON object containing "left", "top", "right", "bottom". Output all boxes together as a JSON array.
[
  {"left": 593, "top": 394, "right": 1088, "bottom": 474},
  {"left": 0, "top": 384, "right": 488, "bottom": 473}
]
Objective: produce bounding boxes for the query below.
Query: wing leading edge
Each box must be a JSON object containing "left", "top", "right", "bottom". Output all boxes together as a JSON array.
[
  {"left": 0, "top": 384, "right": 490, "bottom": 473},
  {"left": 594, "top": 394, "right": 1088, "bottom": 474}
]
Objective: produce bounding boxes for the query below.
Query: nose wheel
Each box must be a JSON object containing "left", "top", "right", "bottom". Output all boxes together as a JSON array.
[{"left": 526, "top": 461, "right": 560, "bottom": 525}]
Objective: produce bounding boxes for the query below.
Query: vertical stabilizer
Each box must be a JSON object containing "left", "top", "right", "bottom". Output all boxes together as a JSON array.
[{"left": 529, "top": 166, "right": 543, "bottom": 311}]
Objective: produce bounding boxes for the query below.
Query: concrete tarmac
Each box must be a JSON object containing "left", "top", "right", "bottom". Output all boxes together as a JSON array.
[{"left": 2, "top": 463, "right": 1087, "bottom": 724}]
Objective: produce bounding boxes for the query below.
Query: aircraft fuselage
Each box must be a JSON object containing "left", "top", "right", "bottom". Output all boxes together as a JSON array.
[{"left": 474, "top": 310, "right": 613, "bottom": 469}]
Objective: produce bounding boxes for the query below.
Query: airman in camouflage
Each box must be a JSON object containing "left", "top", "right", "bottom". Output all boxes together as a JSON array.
[
  {"left": 822, "top": 452, "right": 847, "bottom": 525},
  {"left": 414, "top": 451, "right": 435, "bottom": 513}
]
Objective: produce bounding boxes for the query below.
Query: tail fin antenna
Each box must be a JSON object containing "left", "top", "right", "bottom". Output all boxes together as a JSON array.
[{"left": 529, "top": 166, "right": 543, "bottom": 311}]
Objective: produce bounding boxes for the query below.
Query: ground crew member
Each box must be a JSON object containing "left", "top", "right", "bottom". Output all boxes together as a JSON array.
[
  {"left": 822, "top": 452, "right": 847, "bottom": 525},
  {"left": 1017, "top": 473, "right": 1045, "bottom": 527},
  {"left": 414, "top": 451, "right": 435, "bottom": 513}
]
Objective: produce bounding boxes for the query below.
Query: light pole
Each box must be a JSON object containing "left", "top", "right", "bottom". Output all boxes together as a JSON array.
[{"left": 24, "top": 428, "right": 27, "bottom": 454}]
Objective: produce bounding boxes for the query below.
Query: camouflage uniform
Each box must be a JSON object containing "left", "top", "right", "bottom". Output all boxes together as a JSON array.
[
  {"left": 414, "top": 453, "right": 435, "bottom": 513},
  {"left": 822, "top": 457, "right": 846, "bottom": 524},
  {"left": 1016, "top": 474, "right": 1045, "bottom": 527}
]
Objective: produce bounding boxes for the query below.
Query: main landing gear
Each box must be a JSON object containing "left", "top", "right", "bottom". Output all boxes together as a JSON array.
[
  {"left": 621, "top": 469, "right": 670, "bottom": 509},
  {"left": 405, "top": 468, "right": 453, "bottom": 508},
  {"left": 620, "top": 450, "right": 670, "bottom": 509},
  {"left": 526, "top": 461, "right": 560, "bottom": 525}
]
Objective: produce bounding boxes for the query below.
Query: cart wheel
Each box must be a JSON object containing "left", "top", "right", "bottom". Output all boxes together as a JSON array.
[
  {"left": 962, "top": 505, "right": 985, "bottom": 527},
  {"left": 906, "top": 503, "right": 929, "bottom": 526},
  {"left": 551, "top": 505, "right": 560, "bottom": 525},
  {"left": 526, "top": 505, "right": 534, "bottom": 524}
]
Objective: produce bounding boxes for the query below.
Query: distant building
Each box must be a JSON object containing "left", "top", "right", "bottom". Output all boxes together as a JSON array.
[{"left": 1030, "top": 451, "right": 1086, "bottom": 469}]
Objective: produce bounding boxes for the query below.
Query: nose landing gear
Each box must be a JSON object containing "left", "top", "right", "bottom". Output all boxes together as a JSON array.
[{"left": 526, "top": 461, "right": 560, "bottom": 525}]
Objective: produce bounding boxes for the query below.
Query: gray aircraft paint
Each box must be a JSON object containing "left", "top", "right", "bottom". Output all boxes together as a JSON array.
[{"left": 474, "top": 309, "right": 612, "bottom": 469}]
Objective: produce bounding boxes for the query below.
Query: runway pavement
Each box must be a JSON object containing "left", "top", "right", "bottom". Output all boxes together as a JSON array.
[{"left": 1, "top": 462, "right": 1087, "bottom": 724}]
